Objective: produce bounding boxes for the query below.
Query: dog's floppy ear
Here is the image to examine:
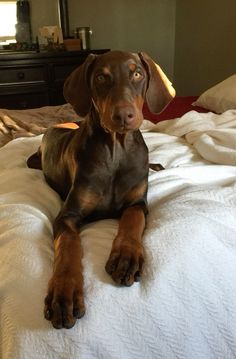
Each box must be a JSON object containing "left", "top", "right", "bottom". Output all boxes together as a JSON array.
[
  {"left": 63, "top": 53, "right": 97, "bottom": 117},
  {"left": 139, "top": 52, "right": 175, "bottom": 114}
]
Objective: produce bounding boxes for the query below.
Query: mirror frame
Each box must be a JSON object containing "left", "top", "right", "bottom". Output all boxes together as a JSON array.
[{"left": 58, "top": 0, "right": 69, "bottom": 38}]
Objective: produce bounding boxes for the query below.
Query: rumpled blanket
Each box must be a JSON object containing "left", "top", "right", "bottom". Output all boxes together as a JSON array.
[
  {"left": 0, "top": 104, "right": 78, "bottom": 147},
  {"left": 149, "top": 109, "right": 236, "bottom": 165},
  {"left": 1, "top": 110, "right": 236, "bottom": 359}
]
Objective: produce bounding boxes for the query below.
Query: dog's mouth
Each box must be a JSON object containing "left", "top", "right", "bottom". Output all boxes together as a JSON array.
[
  {"left": 100, "top": 116, "right": 143, "bottom": 134},
  {"left": 98, "top": 104, "right": 144, "bottom": 134},
  {"left": 92, "top": 96, "right": 145, "bottom": 134}
]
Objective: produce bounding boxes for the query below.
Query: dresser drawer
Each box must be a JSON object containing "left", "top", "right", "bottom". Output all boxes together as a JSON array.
[
  {"left": 0, "top": 49, "right": 109, "bottom": 109},
  {"left": 52, "top": 63, "right": 80, "bottom": 84},
  {"left": 0, "top": 65, "right": 48, "bottom": 85},
  {"left": 0, "top": 84, "right": 50, "bottom": 109},
  {"left": 0, "top": 91, "right": 50, "bottom": 109}
]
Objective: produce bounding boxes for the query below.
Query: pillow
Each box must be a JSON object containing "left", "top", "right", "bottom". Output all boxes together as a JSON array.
[
  {"left": 143, "top": 96, "right": 208, "bottom": 123},
  {"left": 193, "top": 74, "right": 236, "bottom": 113}
]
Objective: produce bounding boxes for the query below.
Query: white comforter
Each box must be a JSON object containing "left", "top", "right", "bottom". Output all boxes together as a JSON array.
[{"left": 1, "top": 110, "right": 236, "bottom": 359}]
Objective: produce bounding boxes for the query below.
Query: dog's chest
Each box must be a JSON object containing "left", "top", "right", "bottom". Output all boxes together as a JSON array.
[
  {"left": 75, "top": 131, "right": 148, "bottom": 221},
  {"left": 82, "top": 167, "right": 147, "bottom": 222},
  {"left": 87, "top": 142, "right": 148, "bottom": 215}
]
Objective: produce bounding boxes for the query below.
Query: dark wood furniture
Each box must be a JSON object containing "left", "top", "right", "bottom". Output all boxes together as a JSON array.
[{"left": 0, "top": 49, "right": 109, "bottom": 109}]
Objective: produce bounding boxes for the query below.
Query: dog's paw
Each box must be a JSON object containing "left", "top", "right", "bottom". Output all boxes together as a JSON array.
[
  {"left": 105, "top": 239, "right": 144, "bottom": 286},
  {"left": 149, "top": 163, "right": 165, "bottom": 171},
  {"left": 44, "top": 275, "right": 85, "bottom": 329}
]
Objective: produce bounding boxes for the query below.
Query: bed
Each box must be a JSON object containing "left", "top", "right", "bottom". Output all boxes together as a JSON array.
[{"left": 1, "top": 74, "right": 236, "bottom": 359}]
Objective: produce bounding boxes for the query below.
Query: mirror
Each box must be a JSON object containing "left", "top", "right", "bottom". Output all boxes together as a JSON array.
[
  {"left": 0, "top": 0, "right": 69, "bottom": 51},
  {"left": 31, "top": 0, "right": 69, "bottom": 40}
]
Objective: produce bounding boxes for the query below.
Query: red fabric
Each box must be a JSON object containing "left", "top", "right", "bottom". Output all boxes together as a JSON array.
[{"left": 143, "top": 96, "right": 209, "bottom": 123}]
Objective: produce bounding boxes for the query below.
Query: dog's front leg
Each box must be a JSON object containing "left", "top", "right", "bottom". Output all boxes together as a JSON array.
[
  {"left": 105, "top": 205, "right": 146, "bottom": 286},
  {"left": 44, "top": 216, "right": 85, "bottom": 329}
]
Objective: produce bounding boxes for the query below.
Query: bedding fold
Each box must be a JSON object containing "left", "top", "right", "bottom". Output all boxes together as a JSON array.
[
  {"left": 0, "top": 104, "right": 78, "bottom": 147},
  {"left": 147, "top": 109, "right": 236, "bottom": 165}
]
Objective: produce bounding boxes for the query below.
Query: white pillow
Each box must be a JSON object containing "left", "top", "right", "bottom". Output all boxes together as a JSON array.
[{"left": 193, "top": 74, "right": 236, "bottom": 113}]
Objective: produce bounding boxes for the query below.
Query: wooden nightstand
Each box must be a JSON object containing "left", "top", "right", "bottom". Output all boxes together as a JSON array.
[{"left": 0, "top": 49, "right": 109, "bottom": 109}]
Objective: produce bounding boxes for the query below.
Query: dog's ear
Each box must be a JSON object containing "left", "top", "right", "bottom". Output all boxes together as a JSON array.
[
  {"left": 63, "top": 54, "right": 97, "bottom": 117},
  {"left": 139, "top": 52, "right": 175, "bottom": 114}
]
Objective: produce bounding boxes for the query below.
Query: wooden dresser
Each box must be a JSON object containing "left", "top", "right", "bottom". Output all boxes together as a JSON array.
[{"left": 0, "top": 49, "right": 109, "bottom": 109}]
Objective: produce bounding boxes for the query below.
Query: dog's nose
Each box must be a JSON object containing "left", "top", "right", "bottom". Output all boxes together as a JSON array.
[{"left": 112, "top": 105, "right": 135, "bottom": 125}]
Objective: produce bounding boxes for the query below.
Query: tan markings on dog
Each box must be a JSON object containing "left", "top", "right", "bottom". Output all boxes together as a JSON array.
[
  {"left": 102, "top": 66, "right": 111, "bottom": 75},
  {"left": 59, "top": 141, "right": 79, "bottom": 182},
  {"left": 129, "top": 63, "right": 137, "bottom": 72},
  {"left": 96, "top": 98, "right": 106, "bottom": 115},
  {"left": 54, "top": 229, "right": 83, "bottom": 263},
  {"left": 134, "top": 94, "right": 145, "bottom": 110},
  {"left": 68, "top": 153, "right": 78, "bottom": 182},
  {"left": 54, "top": 123, "right": 80, "bottom": 130},
  {"left": 78, "top": 188, "right": 102, "bottom": 214},
  {"left": 117, "top": 206, "right": 146, "bottom": 241},
  {"left": 125, "top": 180, "right": 147, "bottom": 203},
  {"left": 96, "top": 97, "right": 112, "bottom": 131},
  {"left": 53, "top": 230, "right": 84, "bottom": 307}
]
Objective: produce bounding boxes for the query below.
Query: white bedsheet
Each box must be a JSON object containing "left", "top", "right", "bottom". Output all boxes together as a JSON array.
[{"left": 1, "top": 110, "right": 236, "bottom": 359}]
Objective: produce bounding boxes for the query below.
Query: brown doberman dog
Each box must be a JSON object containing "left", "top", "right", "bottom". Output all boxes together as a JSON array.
[{"left": 27, "top": 51, "right": 175, "bottom": 329}]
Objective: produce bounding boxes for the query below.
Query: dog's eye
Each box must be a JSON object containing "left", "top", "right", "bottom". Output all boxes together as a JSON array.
[
  {"left": 133, "top": 71, "right": 143, "bottom": 81},
  {"left": 95, "top": 74, "right": 106, "bottom": 83}
]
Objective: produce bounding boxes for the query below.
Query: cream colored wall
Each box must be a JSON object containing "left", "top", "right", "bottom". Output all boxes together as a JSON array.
[
  {"left": 28, "top": 1, "right": 236, "bottom": 95},
  {"left": 29, "top": 0, "right": 176, "bottom": 79},
  {"left": 68, "top": 0, "right": 176, "bottom": 79},
  {"left": 174, "top": 0, "right": 236, "bottom": 95},
  {"left": 30, "top": 0, "right": 59, "bottom": 40}
]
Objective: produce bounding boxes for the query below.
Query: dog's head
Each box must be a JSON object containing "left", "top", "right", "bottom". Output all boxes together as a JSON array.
[{"left": 64, "top": 51, "right": 175, "bottom": 134}]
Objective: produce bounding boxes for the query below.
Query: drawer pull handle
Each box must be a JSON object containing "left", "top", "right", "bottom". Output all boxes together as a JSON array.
[
  {"left": 20, "top": 101, "right": 27, "bottom": 108},
  {"left": 17, "top": 71, "right": 25, "bottom": 80}
]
